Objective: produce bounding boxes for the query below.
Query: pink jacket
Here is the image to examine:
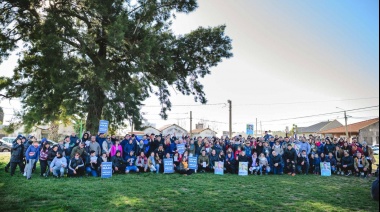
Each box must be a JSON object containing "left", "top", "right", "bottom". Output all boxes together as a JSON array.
[{"left": 110, "top": 145, "right": 123, "bottom": 158}]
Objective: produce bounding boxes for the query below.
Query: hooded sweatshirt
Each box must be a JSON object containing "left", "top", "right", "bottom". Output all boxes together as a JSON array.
[{"left": 50, "top": 156, "right": 67, "bottom": 169}]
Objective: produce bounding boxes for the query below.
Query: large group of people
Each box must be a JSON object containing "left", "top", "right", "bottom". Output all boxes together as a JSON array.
[{"left": 4, "top": 131, "right": 378, "bottom": 180}]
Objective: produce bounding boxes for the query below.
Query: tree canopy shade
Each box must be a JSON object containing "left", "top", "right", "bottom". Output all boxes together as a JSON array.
[{"left": 0, "top": 0, "right": 233, "bottom": 133}]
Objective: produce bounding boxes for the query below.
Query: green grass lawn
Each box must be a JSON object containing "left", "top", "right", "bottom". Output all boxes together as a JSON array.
[{"left": 0, "top": 153, "right": 379, "bottom": 212}]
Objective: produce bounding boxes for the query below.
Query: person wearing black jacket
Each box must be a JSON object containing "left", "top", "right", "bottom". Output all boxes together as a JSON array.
[
  {"left": 236, "top": 151, "right": 249, "bottom": 174},
  {"left": 46, "top": 145, "right": 59, "bottom": 177},
  {"left": 341, "top": 151, "right": 354, "bottom": 176},
  {"left": 10, "top": 138, "right": 24, "bottom": 176},
  {"left": 270, "top": 151, "right": 283, "bottom": 175},
  {"left": 68, "top": 152, "right": 85, "bottom": 177},
  {"left": 297, "top": 150, "right": 309, "bottom": 175},
  {"left": 111, "top": 150, "right": 127, "bottom": 174},
  {"left": 283, "top": 144, "right": 297, "bottom": 176}
]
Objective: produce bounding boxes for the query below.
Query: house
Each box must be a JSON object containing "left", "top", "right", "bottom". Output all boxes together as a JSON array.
[
  {"left": 142, "top": 126, "right": 162, "bottom": 136},
  {"left": 297, "top": 120, "right": 343, "bottom": 136},
  {"left": 159, "top": 124, "right": 188, "bottom": 137},
  {"left": 191, "top": 123, "right": 217, "bottom": 137},
  {"left": 319, "top": 118, "right": 379, "bottom": 145}
]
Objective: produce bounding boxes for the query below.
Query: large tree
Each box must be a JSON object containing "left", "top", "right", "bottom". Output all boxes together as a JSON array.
[{"left": 0, "top": 0, "right": 233, "bottom": 133}]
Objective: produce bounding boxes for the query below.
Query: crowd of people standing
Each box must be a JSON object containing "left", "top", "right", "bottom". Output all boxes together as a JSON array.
[{"left": 5, "top": 131, "right": 378, "bottom": 179}]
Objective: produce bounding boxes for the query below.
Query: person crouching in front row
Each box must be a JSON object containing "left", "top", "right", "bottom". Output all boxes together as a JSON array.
[
  {"left": 49, "top": 151, "right": 67, "bottom": 178},
  {"left": 68, "top": 152, "right": 85, "bottom": 177}
]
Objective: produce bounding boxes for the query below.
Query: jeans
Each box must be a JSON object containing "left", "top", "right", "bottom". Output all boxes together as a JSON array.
[
  {"left": 259, "top": 165, "right": 270, "bottom": 174},
  {"left": 297, "top": 164, "right": 309, "bottom": 174},
  {"left": 150, "top": 164, "right": 160, "bottom": 173},
  {"left": 26, "top": 159, "right": 36, "bottom": 179},
  {"left": 272, "top": 164, "right": 283, "bottom": 175},
  {"left": 52, "top": 166, "right": 65, "bottom": 177},
  {"left": 249, "top": 166, "right": 260, "bottom": 174},
  {"left": 125, "top": 166, "right": 138, "bottom": 173},
  {"left": 86, "top": 167, "right": 98, "bottom": 177}
]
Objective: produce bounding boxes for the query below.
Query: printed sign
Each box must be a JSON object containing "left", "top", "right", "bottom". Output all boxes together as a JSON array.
[
  {"left": 164, "top": 159, "right": 174, "bottom": 174},
  {"left": 101, "top": 162, "right": 113, "bottom": 178},
  {"left": 246, "top": 124, "right": 254, "bottom": 135},
  {"left": 214, "top": 161, "right": 224, "bottom": 175},
  {"left": 177, "top": 144, "right": 185, "bottom": 155},
  {"left": 189, "top": 157, "right": 197, "bottom": 170},
  {"left": 320, "top": 162, "right": 331, "bottom": 177},
  {"left": 99, "top": 120, "right": 109, "bottom": 134},
  {"left": 238, "top": 162, "right": 248, "bottom": 176}
]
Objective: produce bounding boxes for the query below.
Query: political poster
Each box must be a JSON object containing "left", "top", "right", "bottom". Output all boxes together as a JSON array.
[
  {"left": 238, "top": 162, "right": 248, "bottom": 176},
  {"left": 320, "top": 162, "right": 331, "bottom": 177},
  {"left": 246, "top": 124, "right": 254, "bottom": 135},
  {"left": 189, "top": 156, "right": 198, "bottom": 170},
  {"left": 164, "top": 159, "right": 174, "bottom": 174},
  {"left": 214, "top": 161, "right": 224, "bottom": 175},
  {"left": 99, "top": 120, "right": 109, "bottom": 134},
  {"left": 101, "top": 162, "right": 113, "bottom": 178},
  {"left": 177, "top": 144, "right": 185, "bottom": 155}
]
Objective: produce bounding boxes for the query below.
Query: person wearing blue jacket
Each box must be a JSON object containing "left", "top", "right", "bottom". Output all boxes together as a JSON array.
[
  {"left": 124, "top": 139, "right": 136, "bottom": 159},
  {"left": 298, "top": 138, "right": 311, "bottom": 156},
  {"left": 125, "top": 150, "right": 138, "bottom": 174},
  {"left": 325, "top": 152, "right": 337, "bottom": 174},
  {"left": 25, "top": 140, "right": 40, "bottom": 180}
]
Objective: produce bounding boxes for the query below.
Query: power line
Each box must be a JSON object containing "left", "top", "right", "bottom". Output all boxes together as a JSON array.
[
  {"left": 261, "top": 105, "right": 379, "bottom": 123},
  {"left": 142, "top": 103, "right": 226, "bottom": 108},
  {"left": 234, "top": 97, "right": 379, "bottom": 107}
]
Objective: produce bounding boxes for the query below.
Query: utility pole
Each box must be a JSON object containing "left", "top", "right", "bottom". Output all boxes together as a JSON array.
[
  {"left": 337, "top": 107, "right": 349, "bottom": 139},
  {"left": 190, "top": 111, "right": 193, "bottom": 138},
  {"left": 255, "top": 118, "right": 258, "bottom": 137},
  {"left": 344, "top": 111, "right": 348, "bottom": 139},
  {"left": 228, "top": 100, "right": 232, "bottom": 138}
]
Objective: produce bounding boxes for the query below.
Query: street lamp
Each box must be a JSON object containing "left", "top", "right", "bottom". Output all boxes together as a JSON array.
[{"left": 336, "top": 107, "right": 349, "bottom": 139}]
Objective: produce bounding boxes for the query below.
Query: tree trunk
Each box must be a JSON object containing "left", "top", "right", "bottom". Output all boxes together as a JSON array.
[
  {"left": 85, "top": 87, "right": 105, "bottom": 135},
  {"left": 48, "top": 121, "right": 60, "bottom": 141}
]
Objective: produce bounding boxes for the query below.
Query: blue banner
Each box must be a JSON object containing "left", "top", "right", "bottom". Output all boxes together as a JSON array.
[
  {"left": 246, "top": 124, "right": 254, "bottom": 135},
  {"left": 101, "top": 162, "right": 113, "bottom": 178},
  {"left": 188, "top": 156, "right": 197, "bottom": 170},
  {"left": 214, "top": 161, "right": 224, "bottom": 175},
  {"left": 177, "top": 144, "right": 185, "bottom": 155},
  {"left": 164, "top": 159, "right": 174, "bottom": 174},
  {"left": 320, "top": 162, "right": 331, "bottom": 177},
  {"left": 238, "top": 162, "right": 248, "bottom": 176},
  {"left": 99, "top": 120, "right": 109, "bottom": 134}
]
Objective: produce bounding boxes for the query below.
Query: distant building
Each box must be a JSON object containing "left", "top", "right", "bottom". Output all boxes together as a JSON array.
[
  {"left": 320, "top": 118, "right": 379, "bottom": 145},
  {"left": 191, "top": 123, "right": 217, "bottom": 137},
  {"left": 142, "top": 126, "right": 161, "bottom": 136},
  {"left": 158, "top": 124, "right": 188, "bottom": 137},
  {"left": 297, "top": 120, "right": 343, "bottom": 136}
]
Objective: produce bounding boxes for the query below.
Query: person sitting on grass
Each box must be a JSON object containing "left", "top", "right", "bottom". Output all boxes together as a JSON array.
[
  {"left": 297, "top": 150, "right": 309, "bottom": 175},
  {"left": 225, "top": 151, "right": 235, "bottom": 174},
  {"left": 111, "top": 150, "right": 126, "bottom": 174},
  {"left": 258, "top": 153, "right": 269, "bottom": 175},
  {"left": 46, "top": 145, "right": 58, "bottom": 177},
  {"left": 50, "top": 151, "right": 67, "bottom": 178},
  {"left": 325, "top": 152, "right": 337, "bottom": 174},
  {"left": 125, "top": 150, "right": 139, "bottom": 174},
  {"left": 148, "top": 152, "right": 159, "bottom": 173},
  {"left": 270, "top": 151, "right": 283, "bottom": 175},
  {"left": 341, "top": 151, "right": 354, "bottom": 176},
  {"left": 178, "top": 154, "right": 194, "bottom": 176},
  {"left": 198, "top": 150, "right": 210, "bottom": 173},
  {"left": 136, "top": 152, "right": 148, "bottom": 173},
  {"left": 68, "top": 152, "right": 85, "bottom": 177},
  {"left": 86, "top": 150, "right": 102, "bottom": 177},
  {"left": 354, "top": 152, "right": 369, "bottom": 178},
  {"left": 284, "top": 144, "right": 297, "bottom": 176},
  {"left": 249, "top": 152, "right": 260, "bottom": 175}
]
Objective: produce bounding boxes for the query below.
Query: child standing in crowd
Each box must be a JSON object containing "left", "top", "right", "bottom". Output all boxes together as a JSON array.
[
  {"left": 25, "top": 140, "right": 40, "bottom": 180},
  {"left": 314, "top": 154, "right": 321, "bottom": 175}
]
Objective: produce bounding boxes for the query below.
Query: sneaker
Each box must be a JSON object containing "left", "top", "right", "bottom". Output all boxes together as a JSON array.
[
  {"left": 27, "top": 177, "right": 31, "bottom": 180},
  {"left": 345, "top": 172, "right": 351, "bottom": 177},
  {"left": 337, "top": 171, "right": 340, "bottom": 175},
  {"left": 292, "top": 173, "right": 296, "bottom": 177},
  {"left": 341, "top": 172, "right": 344, "bottom": 176}
]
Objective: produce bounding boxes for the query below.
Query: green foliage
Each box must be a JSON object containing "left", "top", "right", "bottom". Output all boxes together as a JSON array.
[
  {"left": 0, "top": 0, "right": 233, "bottom": 133},
  {"left": 0, "top": 154, "right": 379, "bottom": 212}
]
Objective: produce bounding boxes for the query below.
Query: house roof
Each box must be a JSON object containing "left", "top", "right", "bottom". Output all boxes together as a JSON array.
[
  {"left": 298, "top": 120, "right": 342, "bottom": 134},
  {"left": 320, "top": 118, "right": 379, "bottom": 134},
  {"left": 158, "top": 124, "right": 188, "bottom": 132},
  {"left": 128, "top": 131, "right": 145, "bottom": 135},
  {"left": 143, "top": 126, "right": 161, "bottom": 132},
  {"left": 191, "top": 128, "right": 217, "bottom": 134}
]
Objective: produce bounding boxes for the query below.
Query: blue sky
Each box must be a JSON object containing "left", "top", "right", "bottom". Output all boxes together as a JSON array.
[{"left": 0, "top": 0, "right": 379, "bottom": 135}]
